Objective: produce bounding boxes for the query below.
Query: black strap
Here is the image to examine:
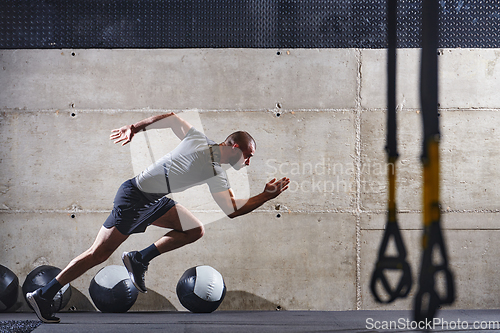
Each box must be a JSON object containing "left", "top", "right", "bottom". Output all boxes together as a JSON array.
[
  {"left": 420, "top": 0, "right": 440, "bottom": 159},
  {"left": 386, "top": 0, "right": 398, "bottom": 159},
  {"left": 208, "top": 144, "right": 220, "bottom": 177},
  {"left": 414, "top": 0, "right": 455, "bottom": 322},
  {"left": 370, "top": 0, "right": 412, "bottom": 304}
]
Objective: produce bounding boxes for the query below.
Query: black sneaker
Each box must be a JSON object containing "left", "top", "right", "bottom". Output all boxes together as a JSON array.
[
  {"left": 122, "top": 251, "right": 148, "bottom": 293},
  {"left": 26, "top": 289, "right": 60, "bottom": 324}
]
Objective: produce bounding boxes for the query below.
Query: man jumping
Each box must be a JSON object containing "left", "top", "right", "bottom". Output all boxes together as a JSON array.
[{"left": 26, "top": 112, "right": 290, "bottom": 323}]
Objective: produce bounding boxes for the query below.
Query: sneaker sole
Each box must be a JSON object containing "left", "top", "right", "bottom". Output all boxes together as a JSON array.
[
  {"left": 122, "top": 252, "right": 147, "bottom": 293},
  {"left": 26, "top": 293, "right": 60, "bottom": 324}
]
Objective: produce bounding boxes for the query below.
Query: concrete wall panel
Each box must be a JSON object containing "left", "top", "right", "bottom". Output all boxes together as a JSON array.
[
  {"left": 0, "top": 109, "right": 356, "bottom": 213},
  {"left": 361, "top": 49, "right": 420, "bottom": 110},
  {"left": 440, "top": 49, "right": 500, "bottom": 109},
  {"left": 361, "top": 49, "right": 500, "bottom": 110},
  {"left": 440, "top": 110, "right": 500, "bottom": 211},
  {"left": 361, "top": 109, "right": 500, "bottom": 211},
  {"left": 0, "top": 49, "right": 358, "bottom": 111},
  {"left": 0, "top": 111, "right": 135, "bottom": 211},
  {"left": 360, "top": 110, "right": 422, "bottom": 211}
]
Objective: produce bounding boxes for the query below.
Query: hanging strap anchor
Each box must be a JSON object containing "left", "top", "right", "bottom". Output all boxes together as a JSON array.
[
  {"left": 413, "top": 0, "right": 455, "bottom": 322},
  {"left": 370, "top": 0, "right": 412, "bottom": 304}
]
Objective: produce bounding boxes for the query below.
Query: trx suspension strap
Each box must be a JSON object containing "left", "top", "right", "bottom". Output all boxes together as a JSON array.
[
  {"left": 370, "top": 0, "right": 412, "bottom": 304},
  {"left": 414, "top": 0, "right": 455, "bottom": 322}
]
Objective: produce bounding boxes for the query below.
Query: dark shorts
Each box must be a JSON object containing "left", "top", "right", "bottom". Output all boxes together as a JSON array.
[{"left": 103, "top": 179, "right": 176, "bottom": 235}]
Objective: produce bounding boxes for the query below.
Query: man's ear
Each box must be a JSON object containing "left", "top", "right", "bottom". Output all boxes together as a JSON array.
[{"left": 232, "top": 143, "right": 240, "bottom": 150}]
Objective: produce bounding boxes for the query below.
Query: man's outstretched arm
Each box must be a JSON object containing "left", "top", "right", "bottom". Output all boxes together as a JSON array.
[
  {"left": 212, "top": 177, "right": 290, "bottom": 219},
  {"left": 110, "top": 113, "right": 192, "bottom": 145}
]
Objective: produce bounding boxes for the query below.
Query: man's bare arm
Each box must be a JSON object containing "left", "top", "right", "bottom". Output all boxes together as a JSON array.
[
  {"left": 130, "top": 113, "right": 175, "bottom": 132},
  {"left": 110, "top": 113, "right": 192, "bottom": 145},
  {"left": 212, "top": 177, "right": 290, "bottom": 219}
]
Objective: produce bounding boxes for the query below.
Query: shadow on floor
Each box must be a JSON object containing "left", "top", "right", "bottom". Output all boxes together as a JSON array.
[
  {"left": 218, "top": 291, "right": 283, "bottom": 311},
  {"left": 130, "top": 289, "right": 177, "bottom": 311}
]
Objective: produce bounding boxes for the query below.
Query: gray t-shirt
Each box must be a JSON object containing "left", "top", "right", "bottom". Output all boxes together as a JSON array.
[{"left": 134, "top": 127, "right": 230, "bottom": 201}]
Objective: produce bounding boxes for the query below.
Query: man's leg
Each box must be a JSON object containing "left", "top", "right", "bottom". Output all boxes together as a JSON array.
[
  {"left": 56, "top": 226, "right": 129, "bottom": 285},
  {"left": 123, "top": 204, "right": 204, "bottom": 293},
  {"left": 152, "top": 204, "right": 205, "bottom": 253},
  {"left": 27, "top": 226, "right": 128, "bottom": 323}
]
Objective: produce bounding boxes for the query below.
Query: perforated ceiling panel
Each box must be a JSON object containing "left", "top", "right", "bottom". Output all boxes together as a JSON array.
[{"left": 1, "top": 0, "right": 499, "bottom": 49}]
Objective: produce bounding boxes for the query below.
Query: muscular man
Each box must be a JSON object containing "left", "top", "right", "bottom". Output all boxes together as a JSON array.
[{"left": 27, "top": 113, "right": 290, "bottom": 323}]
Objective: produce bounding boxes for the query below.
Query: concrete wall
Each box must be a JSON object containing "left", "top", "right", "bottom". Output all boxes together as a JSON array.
[{"left": 1, "top": 48, "right": 500, "bottom": 312}]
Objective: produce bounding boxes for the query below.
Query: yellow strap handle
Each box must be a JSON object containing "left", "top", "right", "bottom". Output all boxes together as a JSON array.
[
  {"left": 422, "top": 137, "right": 440, "bottom": 247},
  {"left": 388, "top": 157, "right": 397, "bottom": 223}
]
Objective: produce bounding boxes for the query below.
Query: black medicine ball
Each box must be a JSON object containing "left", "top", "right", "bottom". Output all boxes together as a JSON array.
[
  {"left": 89, "top": 265, "right": 138, "bottom": 313},
  {"left": 0, "top": 265, "right": 19, "bottom": 312},
  {"left": 176, "top": 265, "right": 226, "bottom": 313}
]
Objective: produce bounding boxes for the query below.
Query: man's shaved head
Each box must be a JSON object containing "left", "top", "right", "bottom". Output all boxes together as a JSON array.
[{"left": 224, "top": 131, "right": 256, "bottom": 150}]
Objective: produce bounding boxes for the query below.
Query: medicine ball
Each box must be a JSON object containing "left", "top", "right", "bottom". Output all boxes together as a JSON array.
[
  {"left": 22, "top": 265, "right": 71, "bottom": 312},
  {"left": 89, "top": 265, "right": 138, "bottom": 313},
  {"left": 0, "top": 265, "right": 19, "bottom": 312},
  {"left": 176, "top": 265, "right": 226, "bottom": 313}
]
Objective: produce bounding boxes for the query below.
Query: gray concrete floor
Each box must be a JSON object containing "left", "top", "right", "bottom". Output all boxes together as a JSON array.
[{"left": 2, "top": 309, "right": 500, "bottom": 333}]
